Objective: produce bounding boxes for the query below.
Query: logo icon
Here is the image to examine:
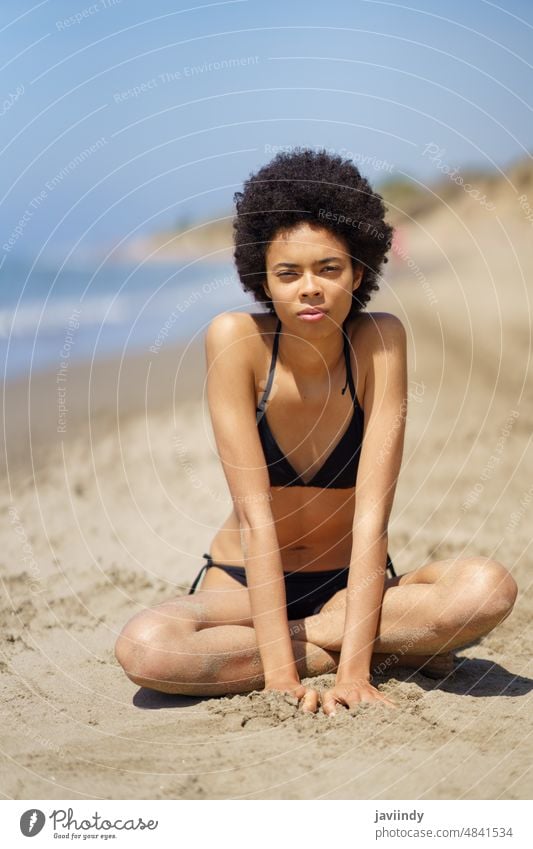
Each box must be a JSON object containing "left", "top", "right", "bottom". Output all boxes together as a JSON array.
[{"left": 20, "top": 810, "right": 45, "bottom": 837}]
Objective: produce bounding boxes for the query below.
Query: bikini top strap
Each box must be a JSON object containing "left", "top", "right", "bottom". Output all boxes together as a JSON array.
[
  {"left": 256, "top": 318, "right": 282, "bottom": 421},
  {"left": 341, "top": 324, "right": 357, "bottom": 403}
]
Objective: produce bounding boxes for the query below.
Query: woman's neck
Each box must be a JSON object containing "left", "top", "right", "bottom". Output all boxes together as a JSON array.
[{"left": 277, "top": 320, "right": 348, "bottom": 385}]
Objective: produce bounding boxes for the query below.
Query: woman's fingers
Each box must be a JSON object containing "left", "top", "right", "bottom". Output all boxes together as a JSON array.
[
  {"left": 320, "top": 685, "right": 397, "bottom": 714},
  {"left": 299, "top": 687, "right": 319, "bottom": 713},
  {"left": 357, "top": 687, "right": 397, "bottom": 709},
  {"left": 320, "top": 690, "right": 342, "bottom": 716},
  {"left": 347, "top": 691, "right": 396, "bottom": 710}
]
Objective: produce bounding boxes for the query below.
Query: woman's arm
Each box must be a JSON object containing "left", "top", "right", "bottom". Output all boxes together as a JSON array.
[
  {"left": 205, "top": 313, "right": 299, "bottom": 688},
  {"left": 323, "top": 314, "right": 407, "bottom": 712}
]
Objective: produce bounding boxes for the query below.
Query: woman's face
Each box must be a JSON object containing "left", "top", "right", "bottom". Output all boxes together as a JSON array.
[{"left": 264, "top": 223, "right": 362, "bottom": 330}]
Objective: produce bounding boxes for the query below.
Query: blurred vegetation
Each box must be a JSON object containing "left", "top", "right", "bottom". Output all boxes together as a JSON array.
[
  {"left": 142, "top": 155, "right": 533, "bottom": 259},
  {"left": 379, "top": 155, "right": 532, "bottom": 223}
]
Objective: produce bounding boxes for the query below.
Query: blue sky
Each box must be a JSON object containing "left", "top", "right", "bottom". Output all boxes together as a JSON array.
[{"left": 1, "top": 0, "right": 531, "bottom": 263}]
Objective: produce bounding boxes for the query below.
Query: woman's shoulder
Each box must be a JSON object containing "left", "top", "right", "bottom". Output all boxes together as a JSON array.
[
  {"left": 206, "top": 311, "right": 276, "bottom": 346},
  {"left": 205, "top": 312, "right": 277, "bottom": 374},
  {"left": 346, "top": 313, "right": 407, "bottom": 401},
  {"left": 342, "top": 313, "right": 407, "bottom": 413},
  {"left": 206, "top": 310, "right": 405, "bottom": 355},
  {"left": 346, "top": 311, "right": 406, "bottom": 350}
]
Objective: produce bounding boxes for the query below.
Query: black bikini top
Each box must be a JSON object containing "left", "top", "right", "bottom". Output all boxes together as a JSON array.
[{"left": 256, "top": 318, "right": 364, "bottom": 489}]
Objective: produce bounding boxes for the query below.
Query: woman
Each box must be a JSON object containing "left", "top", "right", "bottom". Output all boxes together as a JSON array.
[{"left": 115, "top": 148, "right": 517, "bottom": 715}]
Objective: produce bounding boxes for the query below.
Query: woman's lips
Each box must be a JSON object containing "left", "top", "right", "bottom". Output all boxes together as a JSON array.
[{"left": 297, "top": 311, "right": 326, "bottom": 322}]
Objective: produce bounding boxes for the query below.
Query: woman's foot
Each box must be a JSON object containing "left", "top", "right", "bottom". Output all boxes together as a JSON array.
[{"left": 371, "top": 651, "right": 457, "bottom": 679}]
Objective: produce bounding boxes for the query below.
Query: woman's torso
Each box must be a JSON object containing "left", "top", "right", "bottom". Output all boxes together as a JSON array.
[{"left": 210, "top": 311, "right": 371, "bottom": 572}]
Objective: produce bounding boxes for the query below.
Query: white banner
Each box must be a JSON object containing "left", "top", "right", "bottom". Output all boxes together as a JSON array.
[{"left": 2, "top": 799, "right": 529, "bottom": 848}]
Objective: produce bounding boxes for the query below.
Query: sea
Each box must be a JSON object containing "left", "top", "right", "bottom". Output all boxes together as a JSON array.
[{"left": 0, "top": 254, "right": 254, "bottom": 380}]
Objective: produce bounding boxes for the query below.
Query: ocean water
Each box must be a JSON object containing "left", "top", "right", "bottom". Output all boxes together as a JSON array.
[{"left": 0, "top": 255, "right": 255, "bottom": 380}]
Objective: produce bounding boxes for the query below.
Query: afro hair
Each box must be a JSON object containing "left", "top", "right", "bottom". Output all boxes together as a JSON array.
[{"left": 233, "top": 146, "right": 394, "bottom": 318}]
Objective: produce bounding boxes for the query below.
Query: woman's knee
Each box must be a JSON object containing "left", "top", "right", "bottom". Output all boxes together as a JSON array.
[
  {"left": 114, "top": 604, "right": 196, "bottom": 685},
  {"left": 446, "top": 558, "right": 518, "bottom": 626}
]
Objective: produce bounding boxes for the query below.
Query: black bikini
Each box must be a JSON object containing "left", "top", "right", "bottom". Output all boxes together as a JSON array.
[
  {"left": 256, "top": 317, "right": 364, "bottom": 488},
  {"left": 189, "top": 317, "right": 397, "bottom": 617}
]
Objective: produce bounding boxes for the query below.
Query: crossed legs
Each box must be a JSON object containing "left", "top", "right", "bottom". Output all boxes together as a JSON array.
[{"left": 114, "top": 557, "right": 517, "bottom": 696}]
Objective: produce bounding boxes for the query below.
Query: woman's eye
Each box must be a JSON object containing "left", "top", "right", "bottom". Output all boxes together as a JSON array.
[
  {"left": 276, "top": 267, "right": 340, "bottom": 278},
  {"left": 278, "top": 265, "right": 340, "bottom": 277}
]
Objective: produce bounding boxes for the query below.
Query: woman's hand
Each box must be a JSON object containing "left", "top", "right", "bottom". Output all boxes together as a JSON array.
[
  {"left": 264, "top": 679, "right": 320, "bottom": 713},
  {"left": 321, "top": 678, "right": 397, "bottom": 715}
]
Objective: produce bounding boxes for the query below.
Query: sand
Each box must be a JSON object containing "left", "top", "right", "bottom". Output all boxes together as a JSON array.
[{"left": 1, "top": 181, "right": 532, "bottom": 800}]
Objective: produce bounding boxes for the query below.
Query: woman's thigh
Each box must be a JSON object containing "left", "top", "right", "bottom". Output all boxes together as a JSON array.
[
  {"left": 315, "top": 555, "right": 506, "bottom": 618},
  {"left": 120, "top": 559, "right": 434, "bottom": 649},
  {"left": 190, "top": 565, "right": 254, "bottom": 627},
  {"left": 315, "top": 557, "right": 469, "bottom": 618},
  {"left": 123, "top": 556, "right": 515, "bottom": 651},
  {"left": 190, "top": 558, "right": 460, "bottom": 628},
  {"left": 190, "top": 564, "right": 401, "bottom": 629},
  {"left": 135, "top": 558, "right": 358, "bottom": 636},
  {"left": 134, "top": 557, "right": 446, "bottom": 638},
  {"left": 317, "top": 572, "right": 402, "bottom": 617},
  {"left": 123, "top": 566, "right": 255, "bottom": 639}
]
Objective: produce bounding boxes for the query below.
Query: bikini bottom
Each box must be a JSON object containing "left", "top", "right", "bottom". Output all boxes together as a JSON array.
[{"left": 188, "top": 552, "right": 397, "bottom": 620}]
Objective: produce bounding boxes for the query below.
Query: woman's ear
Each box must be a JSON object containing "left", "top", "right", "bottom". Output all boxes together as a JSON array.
[
  {"left": 352, "top": 265, "right": 364, "bottom": 290},
  {"left": 263, "top": 283, "right": 272, "bottom": 299}
]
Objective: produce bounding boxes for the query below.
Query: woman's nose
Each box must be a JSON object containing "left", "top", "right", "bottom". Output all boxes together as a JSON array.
[{"left": 300, "top": 273, "right": 323, "bottom": 295}]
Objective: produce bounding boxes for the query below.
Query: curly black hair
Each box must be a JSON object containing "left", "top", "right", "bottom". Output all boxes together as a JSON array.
[{"left": 233, "top": 147, "right": 394, "bottom": 318}]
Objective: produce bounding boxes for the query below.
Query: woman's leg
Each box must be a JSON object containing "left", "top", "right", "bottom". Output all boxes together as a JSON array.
[
  {"left": 114, "top": 573, "right": 340, "bottom": 696},
  {"left": 295, "top": 556, "right": 518, "bottom": 658},
  {"left": 114, "top": 556, "right": 517, "bottom": 695}
]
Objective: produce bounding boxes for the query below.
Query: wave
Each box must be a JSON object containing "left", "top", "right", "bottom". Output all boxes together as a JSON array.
[{"left": 0, "top": 294, "right": 140, "bottom": 339}]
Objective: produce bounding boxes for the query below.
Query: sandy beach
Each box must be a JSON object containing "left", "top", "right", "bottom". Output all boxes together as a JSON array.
[{"left": 1, "top": 173, "right": 532, "bottom": 800}]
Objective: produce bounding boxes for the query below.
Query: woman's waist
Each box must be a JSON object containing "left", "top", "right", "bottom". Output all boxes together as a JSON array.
[
  {"left": 211, "top": 522, "right": 353, "bottom": 572},
  {"left": 208, "top": 554, "right": 349, "bottom": 577}
]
